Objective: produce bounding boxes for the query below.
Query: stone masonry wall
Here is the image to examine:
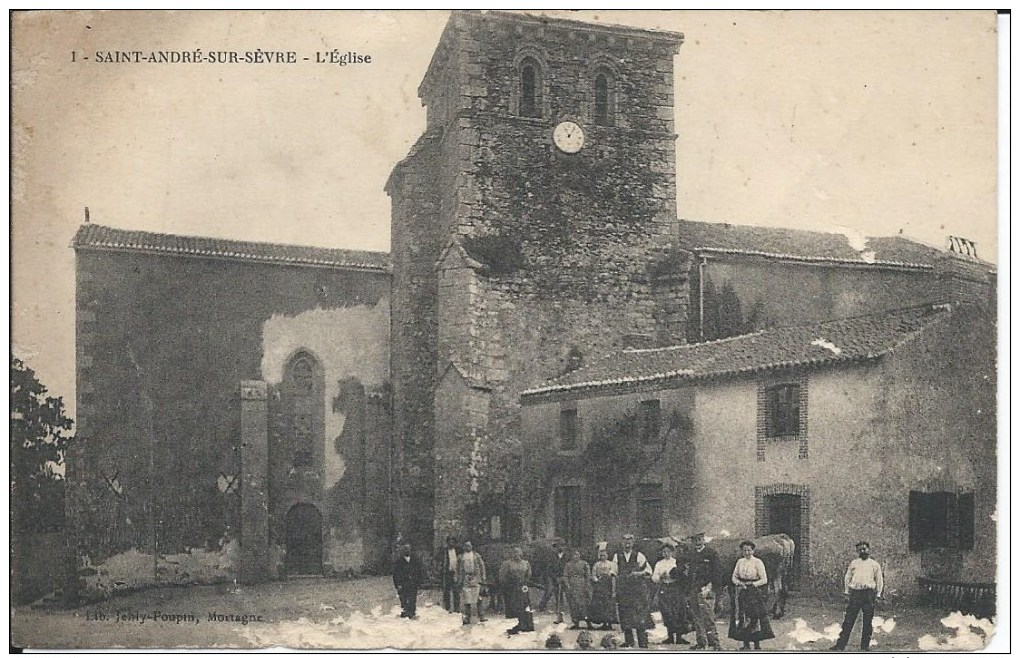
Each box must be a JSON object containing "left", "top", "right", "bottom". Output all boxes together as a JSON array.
[
  {"left": 692, "top": 257, "right": 939, "bottom": 339},
  {"left": 391, "top": 11, "right": 689, "bottom": 546},
  {"left": 70, "top": 248, "right": 390, "bottom": 590},
  {"left": 388, "top": 134, "right": 445, "bottom": 545},
  {"left": 875, "top": 303, "right": 997, "bottom": 584}
]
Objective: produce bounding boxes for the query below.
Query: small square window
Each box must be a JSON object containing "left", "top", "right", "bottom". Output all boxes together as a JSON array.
[
  {"left": 637, "top": 484, "right": 664, "bottom": 538},
  {"left": 559, "top": 408, "right": 578, "bottom": 451},
  {"left": 766, "top": 384, "right": 800, "bottom": 437},
  {"left": 639, "top": 399, "right": 662, "bottom": 444}
]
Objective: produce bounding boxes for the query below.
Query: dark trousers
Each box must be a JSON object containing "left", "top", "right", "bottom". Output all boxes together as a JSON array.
[
  {"left": 623, "top": 629, "right": 649, "bottom": 648},
  {"left": 835, "top": 589, "right": 876, "bottom": 650},
  {"left": 538, "top": 578, "right": 565, "bottom": 617},
  {"left": 688, "top": 589, "right": 720, "bottom": 647},
  {"left": 443, "top": 574, "right": 460, "bottom": 612},
  {"left": 398, "top": 585, "right": 419, "bottom": 618}
]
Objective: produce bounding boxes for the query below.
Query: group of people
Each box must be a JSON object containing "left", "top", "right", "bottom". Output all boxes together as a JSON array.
[
  {"left": 395, "top": 534, "right": 884, "bottom": 653},
  {"left": 535, "top": 532, "right": 770, "bottom": 650},
  {"left": 395, "top": 536, "right": 493, "bottom": 625}
]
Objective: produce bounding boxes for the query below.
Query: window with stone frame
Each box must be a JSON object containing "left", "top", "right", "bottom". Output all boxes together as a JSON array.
[
  {"left": 593, "top": 71, "right": 616, "bottom": 126},
  {"left": 765, "top": 383, "right": 800, "bottom": 438},
  {"left": 518, "top": 57, "right": 543, "bottom": 118},
  {"left": 757, "top": 375, "right": 808, "bottom": 461},
  {"left": 908, "top": 491, "right": 975, "bottom": 552},
  {"left": 559, "top": 407, "right": 579, "bottom": 451},
  {"left": 638, "top": 399, "right": 662, "bottom": 444},
  {"left": 285, "top": 352, "right": 320, "bottom": 468}
]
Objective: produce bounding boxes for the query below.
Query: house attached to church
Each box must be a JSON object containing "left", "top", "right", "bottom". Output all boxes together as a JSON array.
[{"left": 519, "top": 302, "right": 996, "bottom": 592}]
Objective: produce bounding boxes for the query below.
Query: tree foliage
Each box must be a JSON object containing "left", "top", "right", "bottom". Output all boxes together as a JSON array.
[
  {"left": 694, "top": 279, "right": 765, "bottom": 342},
  {"left": 11, "top": 356, "right": 74, "bottom": 533}
]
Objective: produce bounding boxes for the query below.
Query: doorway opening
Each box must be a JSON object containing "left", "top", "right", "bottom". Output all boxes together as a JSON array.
[
  {"left": 285, "top": 503, "right": 323, "bottom": 576},
  {"left": 763, "top": 492, "right": 804, "bottom": 590}
]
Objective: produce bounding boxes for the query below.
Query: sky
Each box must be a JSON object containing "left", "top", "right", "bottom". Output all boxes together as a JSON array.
[{"left": 10, "top": 10, "right": 1000, "bottom": 418}]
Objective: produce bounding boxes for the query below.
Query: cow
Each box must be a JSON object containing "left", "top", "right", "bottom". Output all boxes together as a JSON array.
[{"left": 706, "top": 533, "right": 795, "bottom": 620}]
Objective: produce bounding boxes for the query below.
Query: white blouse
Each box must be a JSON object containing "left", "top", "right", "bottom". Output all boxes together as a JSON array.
[
  {"left": 652, "top": 557, "right": 678, "bottom": 583},
  {"left": 732, "top": 556, "right": 768, "bottom": 587}
]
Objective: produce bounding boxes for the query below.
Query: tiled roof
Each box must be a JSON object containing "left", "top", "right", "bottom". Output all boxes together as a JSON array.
[
  {"left": 72, "top": 224, "right": 390, "bottom": 272},
  {"left": 521, "top": 304, "right": 954, "bottom": 400},
  {"left": 678, "top": 219, "right": 957, "bottom": 269}
]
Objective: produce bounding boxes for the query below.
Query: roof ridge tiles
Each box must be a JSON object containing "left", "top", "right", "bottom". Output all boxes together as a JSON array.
[
  {"left": 72, "top": 223, "right": 391, "bottom": 272},
  {"left": 521, "top": 303, "right": 953, "bottom": 399}
]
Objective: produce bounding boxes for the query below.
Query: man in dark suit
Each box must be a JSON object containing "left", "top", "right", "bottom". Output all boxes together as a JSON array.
[
  {"left": 684, "top": 533, "right": 722, "bottom": 650},
  {"left": 393, "top": 543, "right": 424, "bottom": 619}
]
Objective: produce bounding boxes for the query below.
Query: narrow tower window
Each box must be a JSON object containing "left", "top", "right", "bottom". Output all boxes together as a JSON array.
[
  {"left": 593, "top": 71, "right": 616, "bottom": 126},
  {"left": 594, "top": 73, "right": 610, "bottom": 125},
  {"left": 520, "top": 59, "right": 542, "bottom": 118}
]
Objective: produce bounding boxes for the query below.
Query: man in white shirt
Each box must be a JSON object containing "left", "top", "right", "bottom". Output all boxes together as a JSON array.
[
  {"left": 830, "top": 541, "right": 884, "bottom": 651},
  {"left": 440, "top": 536, "right": 460, "bottom": 613}
]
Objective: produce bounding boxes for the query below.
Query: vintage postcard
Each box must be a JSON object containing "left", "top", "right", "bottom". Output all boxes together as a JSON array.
[{"left": 10, "top": 9, "right": 1001, "bottom": 651}]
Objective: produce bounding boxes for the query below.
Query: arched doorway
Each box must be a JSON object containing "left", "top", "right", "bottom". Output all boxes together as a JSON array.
[{"left": 285, "top": 503, "right": 323, "bottom": 576}]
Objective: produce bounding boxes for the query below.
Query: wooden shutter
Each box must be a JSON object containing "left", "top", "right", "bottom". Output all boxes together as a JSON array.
[
  {"left": 908, "top": 491, "right": 926, "bottom": 552},
  {"left": 957, "top": 492, "right": 975, "bottom": 550}
]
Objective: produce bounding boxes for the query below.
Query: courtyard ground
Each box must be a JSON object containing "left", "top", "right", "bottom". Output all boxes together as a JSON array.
[{"left": 10, "top": 576, "right": 998, "bottom": 651}]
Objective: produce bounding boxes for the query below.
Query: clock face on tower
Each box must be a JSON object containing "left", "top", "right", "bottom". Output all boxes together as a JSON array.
[{"left": 553, "top": 121, "right": 585, "bottom": 153}]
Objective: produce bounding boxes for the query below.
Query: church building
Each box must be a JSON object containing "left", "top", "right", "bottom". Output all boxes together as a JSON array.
[{"left": 65, "top": 10, "right": 995, "bottom": 602}]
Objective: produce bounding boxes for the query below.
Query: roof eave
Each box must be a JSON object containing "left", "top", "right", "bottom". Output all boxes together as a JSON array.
[
  {"left": 690, "top": 247, "right": 934, "bottom": 271},
  {"left": 520, "top": 354, "right": 885, "bottom": 405},
  {"left": 72, "top": 237, "right": 391, "bottom": 274}
]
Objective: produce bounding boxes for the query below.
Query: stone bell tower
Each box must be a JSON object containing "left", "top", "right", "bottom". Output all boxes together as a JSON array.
[{"left": 387, "top": 10, "right": 689, "bottom": 547}]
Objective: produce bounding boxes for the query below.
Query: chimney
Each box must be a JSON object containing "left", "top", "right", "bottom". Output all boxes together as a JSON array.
[{"left": 935, "top": 239, "right": 995, "bottom": 308}]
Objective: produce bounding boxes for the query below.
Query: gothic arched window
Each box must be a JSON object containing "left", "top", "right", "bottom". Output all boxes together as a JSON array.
[
  {"left": 519, "top": 58, "right": 542, "bottom": 118},
  {"left": 285, "top": 352, "right": 321, "bottom": 468}
]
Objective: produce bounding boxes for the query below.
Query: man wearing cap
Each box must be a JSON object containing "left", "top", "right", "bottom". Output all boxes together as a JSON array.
[
  {"left": 539, "top": 538, "right": 570, "bottom": 623},
  {"left": 392, "top": 543, "right": 424, "bottom": 619},
  {"left": 613, "top": 533, "right": 654, "bottom": 648},
  {"left": 684, "top": 532, "right": 722, "bottom": 650},
  {"left": 830, "top": 541, "right": 884, "bottom": 651}
]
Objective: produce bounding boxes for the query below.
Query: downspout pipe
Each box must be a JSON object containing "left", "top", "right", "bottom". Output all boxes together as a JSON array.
[{"left": 698, "top": 255, "right": 707, "bottom": 341}]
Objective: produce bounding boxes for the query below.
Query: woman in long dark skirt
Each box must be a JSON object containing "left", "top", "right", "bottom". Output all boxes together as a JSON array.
[
  {"left": 652, "top": 543, "right": 691, "bottom": 645},
  {"left": 500, "top": 546, "right": 535, "bottom": 634},
  {"left": 587, "top": 548, "right": 618, "bottom": 630},
  {"left": 728, "top": 540, "right": 775, "bottom": 650}
]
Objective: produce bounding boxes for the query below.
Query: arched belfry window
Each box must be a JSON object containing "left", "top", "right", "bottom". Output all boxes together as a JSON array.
[
  {"left": 519, "top": 57, "right": 542, "bottom": 118},
  {"left": 593, "top": 71, "right": 616, "bottom": 126},
  {"left": 284, "top": 351, "right": 322, "bottom": 468}
]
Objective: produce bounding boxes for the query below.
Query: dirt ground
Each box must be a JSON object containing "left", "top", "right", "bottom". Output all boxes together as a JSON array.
[{"left": 10, "top": 576, "right": 998, "bottom": 651}]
